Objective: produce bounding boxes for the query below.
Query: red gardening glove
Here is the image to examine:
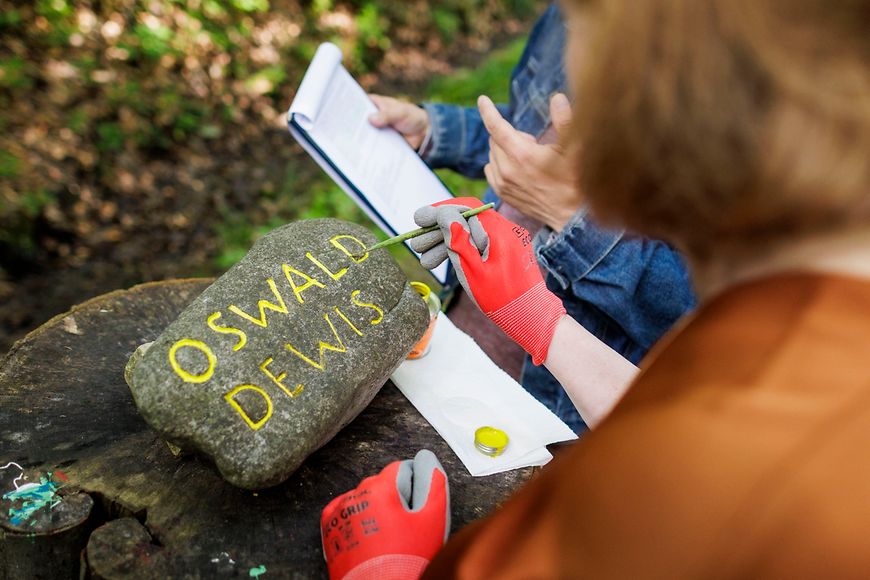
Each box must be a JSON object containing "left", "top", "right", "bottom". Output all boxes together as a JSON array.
[
  {"left": 410, "top": 197, "right": 566, "bottom": 364},
  {"left": 321, "top": 450, "right": 450, "bottom": 580}
]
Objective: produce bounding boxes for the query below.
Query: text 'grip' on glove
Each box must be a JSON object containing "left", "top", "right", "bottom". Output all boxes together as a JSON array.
[
  {"left": 410, "top": 197, "right": 566, "bottom": 365},
  {"left": 321, "top": 449, "right": 450, "bottom": 580}
]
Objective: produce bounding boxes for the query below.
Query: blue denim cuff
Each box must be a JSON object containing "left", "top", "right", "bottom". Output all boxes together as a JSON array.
[
  {"left": 419, "top": 103, "right": 467, "bottom": 169},
  {"left": 534, "top": 207, "right": 625, "bottom": 290}
]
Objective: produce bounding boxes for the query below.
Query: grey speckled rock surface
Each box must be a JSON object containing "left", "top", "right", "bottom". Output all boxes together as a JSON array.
[{"left": 125, "top": 219, "right": 428, "bottom": 489}]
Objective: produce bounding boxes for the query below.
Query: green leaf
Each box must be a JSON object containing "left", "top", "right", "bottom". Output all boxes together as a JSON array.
[
  {"left": 20, "top": 189, "right": 53, "bottom": 218},
  {"left": 427, "top": 36, "right": 527, "bottom": 105},
  {"left": 230, "top": 0, "right": 269, "bottom": 13},
  {"left": 0, "top": 56, "right": 32, "bottom": 89},
  {"left": 311, "top": 0, "right": 332, "bottom": 17},
  {"left": 35, "top": 0, "right": 72, "bottom": 19},
  {"left": 432, "top": 8, "right": 461, "bottom": 42},
  {"left": 0, "top": 150, "right": 21, "bottom": 178},
  {"left": 134, "top": 22, "right": 175, "bottom": 60},
  {"left": 0, "top": 9, "right": 23, "bottom": 30},
  {"left": 67, "top": 109, "right": 90, "bottom": 135},
  {"left": 96, "top": 122, "right": 125, "bottom": 152},
  {"left": 199, "top": 124, "right": 222, "bottom": 139},
  {"left": 244, "top": 66, "right": 286, "bottom": 96}
]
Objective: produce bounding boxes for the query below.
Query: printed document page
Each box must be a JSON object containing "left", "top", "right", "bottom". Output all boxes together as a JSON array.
[{"left": 288, "top": 43, "right": 452, "bottom": 282}]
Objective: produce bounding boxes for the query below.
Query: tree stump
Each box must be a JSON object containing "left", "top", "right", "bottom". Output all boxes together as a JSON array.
[{"left": 0, "top": 279, "right": 532, "bottom": 578}]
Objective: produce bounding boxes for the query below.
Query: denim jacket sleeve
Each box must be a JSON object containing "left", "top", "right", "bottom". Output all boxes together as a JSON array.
[
  {"left": 534, "top": 207, "right": 697, "bottom": 361},
  {"left": 418, "top": 102, "right": 511, "bottom": 179}
]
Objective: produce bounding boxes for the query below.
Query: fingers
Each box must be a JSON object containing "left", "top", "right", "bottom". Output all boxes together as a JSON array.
[
  {"left": 409, "top": 450, "right": 448, "bottom": 514},
  {"left": 484, "top": 147, "right": 511, "bottom": 206},
  {"left": 434, "top": 204, "right": 469, "bottom": 236},
  {"left": 419, "top": 244, "right": 449, "bottom": 270},
  {"left": 549, "top": 93, "right": 573, "bottom": 138},
  {"left": 409, "top": 450, "right": 450, "bottom": 543},
  {"left": 486, "top": 138, "right": 510, "bottom": 190},
  {"left": 368, "top": 94, "right": 389, "bottom": 127},
  {"left": 484, "top": 162, "right": 501, "bottom": 197},
  {"left": 376, "top": 451, "right": 448, "bottom": 515},
  {"left": 368, "top": 94, "right": 404, "bottom": 128},
  {"left": 415, "top": 199, "right": 477, "bottom": 225},
  {"left": 437, "top": 207, "right": 484, "bottom": 269},
  {"left": 414, "top": 199, "right": 485, "bottom": 271},
  {"left": 466, "top": 215, "right": 490, "bottom": 259},
  {"left": 408, "top": 229, "right": 443, "bottom": 254},
  {"left": 518, "top": 132, "right": 537, "bottom": 143},
  {"left": 488, "top": 137, "right": 509, "bottom": 173},
  {"left": 433, "top": 196, "right": 482, "bottom": 209},
  {"left": 478, "top": 95, "right": 526, "bottom": 155},
  {"left": 485, "top": 125, "right": 537, "bottom": 199},
  {"left": 412, "top": 228, "right": 449, "bottom": 270},
  {"left": 413, "top": 205, "right": 439, "bottom": 228},
  {"left": 393, "top": 458, "right": 414, "bottom": 511},
  {"left": 413, "top": 202, "right": 473, "bottom": 255}
]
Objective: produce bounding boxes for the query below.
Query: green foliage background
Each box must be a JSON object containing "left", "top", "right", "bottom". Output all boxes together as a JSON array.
[{"left": 0, "top": 0, "right": 539, "bottom": 348}]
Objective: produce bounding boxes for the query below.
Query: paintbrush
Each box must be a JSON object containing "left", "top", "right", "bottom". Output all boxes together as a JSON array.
[{"left": 359, "top": 202, "right": 496, "bottom": 255}]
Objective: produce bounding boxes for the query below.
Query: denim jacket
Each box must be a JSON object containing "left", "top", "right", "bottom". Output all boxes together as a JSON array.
[
  {"left": 421, "top": 4, "right": 567, "bottom": 177},
  {"left": 420, "top": 3, "right": 697, "bottom": 430}
]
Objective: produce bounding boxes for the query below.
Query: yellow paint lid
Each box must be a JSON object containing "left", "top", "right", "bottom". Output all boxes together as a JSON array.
[
  {"left": 474, "top": 426, "right": 509, "bottom": 457},
  {"left": 410, "top": 281, "right": 431, "bottom": 301}
]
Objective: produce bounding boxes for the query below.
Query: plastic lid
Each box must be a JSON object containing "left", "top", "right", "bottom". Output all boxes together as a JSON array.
[
  {"left": 474, "top": 426, "right": 509, "bottom": 457},
  {"left": 410, "top": 281, "right": 431, "bottom": 301}
]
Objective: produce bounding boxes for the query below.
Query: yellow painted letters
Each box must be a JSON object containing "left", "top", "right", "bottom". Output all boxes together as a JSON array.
[
  {"left": 330, "top": 234, "right": 369, "bottom": 263},
  {"left": 283, "top": 264, "right": 326, "bottom": 304},
  {"left": 169, "top": 338, "right": 216, "bottom": 384},
  {"left": 228, "top": 278, "right": 289, "bottom": 328},
  {"left": 333, "top": 306, "right": 364, "bottom": 336},
  {"left": 351, "top": 290, "right": 384, "bottom": 325},
  {"left": 306, "top": 252, "right": 347, "bottom": 282},
  {"left": 207, "top": 312, "right": 248, "bottom": 351},
  {"left": 224, "top": 384, "right": 273, "bottom": 431},
  {"left": 284, "top": 312, "right": 346, "bottom": 371},
  {"left": 259, "top": 357, "right": 304, "bottom": 398}
]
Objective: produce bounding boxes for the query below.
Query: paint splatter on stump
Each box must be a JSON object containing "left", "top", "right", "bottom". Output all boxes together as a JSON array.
[{"left": 0, "top": 469, "right": 94, "bottom": 579}]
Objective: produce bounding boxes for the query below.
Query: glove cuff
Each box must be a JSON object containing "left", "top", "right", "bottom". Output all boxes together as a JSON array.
[
  {"left": 343, "top": 554, "right": 429, "bottom": 580},
  {"left": 486, "top": 281, "right": 566, "bottom": 365}
]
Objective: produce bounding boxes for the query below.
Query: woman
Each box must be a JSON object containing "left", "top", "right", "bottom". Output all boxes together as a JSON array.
[{"left": 322, "top": 0, "right": 870, "bottom": 576}]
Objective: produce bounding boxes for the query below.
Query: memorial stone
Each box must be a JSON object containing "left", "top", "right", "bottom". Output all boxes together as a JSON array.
[{"left": 125, "top": 219, "right": 428, "bottom": 489}]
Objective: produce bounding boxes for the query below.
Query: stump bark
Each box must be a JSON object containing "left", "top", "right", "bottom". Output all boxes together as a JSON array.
[{"left": 0, "top": 279, "right": 532, "bottom": 579}]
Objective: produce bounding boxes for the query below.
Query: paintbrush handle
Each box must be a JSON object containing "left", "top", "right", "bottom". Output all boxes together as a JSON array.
[{"left": 366, "top": 202, "right": 496, "bottom": 253}]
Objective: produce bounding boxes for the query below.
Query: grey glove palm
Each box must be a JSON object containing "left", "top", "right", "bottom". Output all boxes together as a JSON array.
[{"left": 409, "top": 204, "right": 491, "bottom": 269}]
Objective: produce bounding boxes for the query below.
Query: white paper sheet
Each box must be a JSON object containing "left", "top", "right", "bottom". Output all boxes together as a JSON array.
[
  {"left": 391, "top": 315, "right": 578, "bottom": 476},
  {"left": 289, "top": 42, "right": 343, "bottom": 126},
  {"left": 288, "top": 42, "right": 451, "bottom": 282}
]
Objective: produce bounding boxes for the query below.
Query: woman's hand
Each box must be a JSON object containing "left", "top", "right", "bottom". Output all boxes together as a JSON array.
[
  {"left": 321, "top": 450, "right": 449, "bottom": 580},
  {"left": 410, "top": 197, "right": 566, "bottom": 365},
  {"left": 368, "top": 94, "right": 430, "bottom": 150},
  {"left": 412, "top": 199, "right": 639, "bottom": 426}
]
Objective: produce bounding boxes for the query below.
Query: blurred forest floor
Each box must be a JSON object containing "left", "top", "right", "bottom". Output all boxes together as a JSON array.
[{"left": 0, "top": 0, "right": 543, "bottom": 354}]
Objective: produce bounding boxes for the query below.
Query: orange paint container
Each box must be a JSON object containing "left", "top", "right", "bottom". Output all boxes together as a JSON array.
[{"left": 407, "top": 281, "right": 440, "bottom": 359}]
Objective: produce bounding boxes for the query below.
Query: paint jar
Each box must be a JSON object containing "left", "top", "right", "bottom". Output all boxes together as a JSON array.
[
  {"left": 474, "top": 426, "right": 509, "bottom": 457},
  {"left": 407, "top": 281, "right": 440, "bottom": 359}
]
